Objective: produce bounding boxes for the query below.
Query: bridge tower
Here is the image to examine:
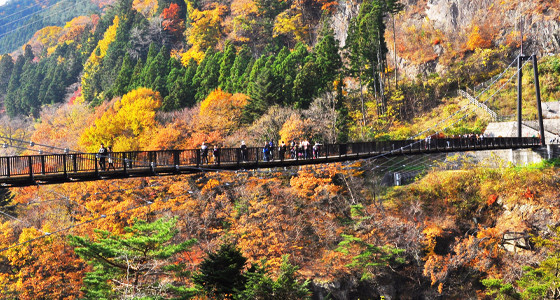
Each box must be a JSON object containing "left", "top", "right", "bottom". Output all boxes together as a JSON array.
[{"left": 516, "top": 54, "right": 545, "bottom": 146}]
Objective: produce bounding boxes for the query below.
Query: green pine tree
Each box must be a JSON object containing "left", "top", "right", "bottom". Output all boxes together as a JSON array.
[
  {"left": 193, "top": 243, "right": 247, "bottom": 299},
  {"left": 68, "top": 217, "right": 197, "bottom": 299},
  {"left": 228, "top": 45, "right": 252, "bottom": 93},
  {"left": 0, "top": 54, "right": 14, "bottom": 95},
  {"left": 112, "top": 53, "right": 134, "bottom": 96},
  {"left": 219, "top": 42, "right": 236, "bottom": 91}
]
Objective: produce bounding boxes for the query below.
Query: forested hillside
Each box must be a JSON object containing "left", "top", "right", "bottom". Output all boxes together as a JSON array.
[
  {"left": 0, "top": 0, "right": 560, "bottom": 298},
  {"left": 0, "top": 0, "right": 105, "bottom": 54}
]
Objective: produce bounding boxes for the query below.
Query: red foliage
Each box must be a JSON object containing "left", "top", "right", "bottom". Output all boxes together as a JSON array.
[
  {"left": 487, "top": 194, "right": 497, "bottom": 206},
  {"left": 161, "top": 3, "right": 185, "bottom": 39}
]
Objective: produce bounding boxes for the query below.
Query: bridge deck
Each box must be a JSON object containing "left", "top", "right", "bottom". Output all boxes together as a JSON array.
[{"left": 0, "top": 137, "right": 541, "bottom": 187}]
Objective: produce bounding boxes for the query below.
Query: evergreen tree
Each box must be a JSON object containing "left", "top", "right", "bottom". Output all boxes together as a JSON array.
[
  {"left": 0, "top": 188, "right": 15, "bottom": 215},
  {"left": 19, "top": 59, "right": 42, "bottom": 117},
  {"left": 195, "top": 49, "right": 222, "bottom": 102},
  {"left": 140, "top": 43, "right": 160, "bottom": 85},
  {"left": 5, "top": 55, "right": 25, "bottom": 116},
  {"left": 129, "top": 59, "right": 145, "bottom": 90},
  {"left": 228, "top": 45, "right": 252, "bottom": 93},
  {"left": 292, "top": 58, "right": 320, "bottom": 109},
  {"left": 235, "top": 256, "right": 311, "bottom": 300},
  {"left": 314, "top": 28, "right": 342, "bottom": 93},
  {"left": 218, "top": 42, "right": 236, "bottom": 91},
  {"left": 69, "top": 218, "right": 197, "bottom": 299},
  {"left": 143, "top": 46, "right": 171, "bottom": 96},
  {"left": 193, "top": 243, "right": 247, "bottom": 299},
  {"left": 112, "top": 53, "right": 135, "bottom": 96},
  {"left": 244, "top": 66, "right": 277, "bottom": 123},
  {"left": 0, "top": 54, "right": 14, "bottom": 95},
  {"left": 276, "top": 43, "right": 308, "bottom": 106},
  {"left": 345, "top": 0, "right": 403, "bottom": 113}
]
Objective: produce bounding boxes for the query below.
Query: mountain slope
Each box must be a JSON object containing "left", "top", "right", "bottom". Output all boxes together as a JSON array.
[{"left": 0, "top": 0, "right": 106, "bottom": 53}]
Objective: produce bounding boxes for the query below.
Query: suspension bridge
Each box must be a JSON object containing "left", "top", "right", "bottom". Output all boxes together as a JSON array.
[
  {"left": 0, "top": 137, "right": 542, "bottom": 187},
  {"left": 0, "top": 54, "right": 550, "bottom": 187}
]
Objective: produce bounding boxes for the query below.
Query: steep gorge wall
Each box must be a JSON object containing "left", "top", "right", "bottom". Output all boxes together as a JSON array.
[{"left": 381, "top": 0, "right": 560, "bottom": 78}]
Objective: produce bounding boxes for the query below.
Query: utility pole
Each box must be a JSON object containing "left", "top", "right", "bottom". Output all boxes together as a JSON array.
[{"left": 517, "top": 17, "right": 524, "bottom": 138}]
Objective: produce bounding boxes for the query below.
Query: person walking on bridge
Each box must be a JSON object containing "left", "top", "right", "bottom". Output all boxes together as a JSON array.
[
  {"left": 201, "top": 142, "right": 209, "bottom": 164},
  {"left": 107, "top": 146, "right": 116, "bottom": 170},
  {"left": 98, "top": 143, "right": 107, "bottom": 171}
]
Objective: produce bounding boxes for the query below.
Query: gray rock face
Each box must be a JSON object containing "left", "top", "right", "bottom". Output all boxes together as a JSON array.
[
  {"left": 389, "top": 0, "right": 560, "bottom": 78},
  {"left": 330, "top": 0, "right": 360, "bottom": 48}
]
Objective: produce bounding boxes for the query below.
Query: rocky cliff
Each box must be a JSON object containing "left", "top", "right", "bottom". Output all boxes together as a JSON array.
[{"left": 333, "top": 0, "right": 560, "bottom": 78}]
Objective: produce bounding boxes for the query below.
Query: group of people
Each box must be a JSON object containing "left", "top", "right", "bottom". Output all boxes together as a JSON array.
[
  {"left": 261, "top": 140, "right": 321, "bottom": 161},
  {"left": 200, "top": 142, "right": 221, "bottom": 164},
  {"left": 199, "top": 139, "right": 322, "bottom": 164},
  {"left": 98, "top": 143, "right": 115, "bottom": 171}
]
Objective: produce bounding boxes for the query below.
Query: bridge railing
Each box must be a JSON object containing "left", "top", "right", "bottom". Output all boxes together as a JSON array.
[{"left": 0, "top": 137, "right": 541, "bottom": 180}]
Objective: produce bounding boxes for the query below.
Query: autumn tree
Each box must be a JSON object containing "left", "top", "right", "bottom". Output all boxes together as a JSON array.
[
  {"left": 0, "top": 227, "right": 86, "bottom": 299},
  {"left": 182, "top": 4, "right": 226, "bottom": 64},
  {"left": 161, "top": 3, "right": 186, "bottom": 41},
  {"left": 69, "top": 217, "right": 197, "bottom": 299},
  {"left": 197, "top": 88, "right": 248, "bottom": 135},
  {"left": 79, "top": 87, "right": 162, "bottom": 152}
]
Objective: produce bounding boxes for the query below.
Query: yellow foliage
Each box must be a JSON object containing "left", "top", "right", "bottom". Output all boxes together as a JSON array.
[
  {"left": 423, "top": 223, "right": 443, "bottom": 256},
  {"left": 181, "top": 46, "right": 205, "bottom": 65},
  {"left": 79, "top": 88, "right": 162, "bottom": 152},
  {"left": 87, "top": 15, "right": 119, "bottom": 65},
  {"left": 186, "top": 5, "right": 226, "bottom": 52},
  {"left": 81, "top": 15, "right": 119, "bottom": 100},
  {"left": 231, "top": 0, "right": 257, "bottom": 16},
  {"left": 273, "top": 11, "right": 308, "bottom": 42}
]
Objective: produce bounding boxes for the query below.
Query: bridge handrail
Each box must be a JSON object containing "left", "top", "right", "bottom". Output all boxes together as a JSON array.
[{"left": 0, "top": 137, "right": 541, "bottom": 180}]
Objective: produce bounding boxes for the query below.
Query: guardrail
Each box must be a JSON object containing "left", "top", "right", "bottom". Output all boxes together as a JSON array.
[{"left": 0, "top": 137, "right": 541, "bottom": 186}]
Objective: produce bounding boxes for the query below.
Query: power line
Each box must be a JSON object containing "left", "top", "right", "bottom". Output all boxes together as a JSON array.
[{"left": 0, "top": 0, "right": 92, "bottom": 39}]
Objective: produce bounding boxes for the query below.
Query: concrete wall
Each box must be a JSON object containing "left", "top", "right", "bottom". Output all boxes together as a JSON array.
[{"left": 453, "top": 145, "right": 560, "bottom": 167}]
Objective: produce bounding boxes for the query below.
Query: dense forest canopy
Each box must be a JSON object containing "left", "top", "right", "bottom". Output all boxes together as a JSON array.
[{"left": 0, "top": 0, "right": 559, "bottom": 298}]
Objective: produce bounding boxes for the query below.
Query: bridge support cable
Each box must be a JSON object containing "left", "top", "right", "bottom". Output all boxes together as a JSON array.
[{"left": 411, "top": 58, "right": 531, "bottom": 142}]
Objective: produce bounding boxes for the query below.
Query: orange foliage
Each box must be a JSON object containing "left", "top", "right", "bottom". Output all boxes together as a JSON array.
[
  {"left": 161, "top": 3, "right": 185, "bottom": 39},
  {"left": 31, "top": 102, "right": 93, "bottom": 152},
  {"left": 197, "top": 89, "right": 248, "bottom": 135},
  {"left": 487, "top": 194, "right": 498, "bottom": 206},
  {"left": 466, "top": 25, "right": 492, "bottom": 51},
  {"left": 279, "top": 113, "right": 313, "bottom": 143}
]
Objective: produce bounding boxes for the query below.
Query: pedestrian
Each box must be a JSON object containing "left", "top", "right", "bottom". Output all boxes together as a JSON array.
[
  {"left": 279, "top": 141, "right": 286, "bottom": 161},
  {"left": 269, "top": 140, "right": 275, "bottom": 161},
  {"left": 107, "top": 146, "right": 115, "bottom": 170},
  {"left": 240, "top": 141, "right": 248, "bottom": 162},
  {"left": 201, "top": 142, "right": 209, "bottom": 164},
  {"left": 98, "top": 143, "right": 107, "bottom": 171},
  {"left": 313, "top": 142, "right": 320, "bottom": 159},
  {"left": 213, "top": 145, "right": 220, "bottom": 164},
  {"left": 263, "top": 142, "right": 270, "bottom": 162}
]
